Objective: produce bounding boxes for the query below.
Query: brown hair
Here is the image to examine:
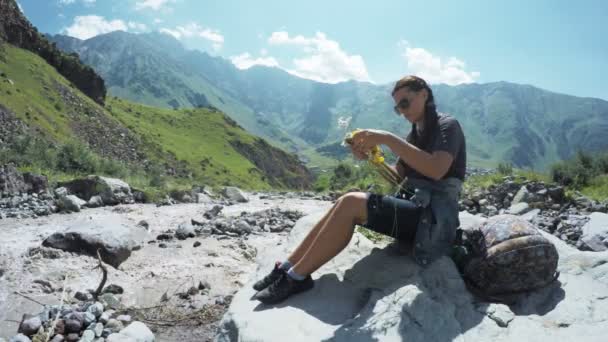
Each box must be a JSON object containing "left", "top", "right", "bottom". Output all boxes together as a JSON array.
[{"left": 392, "top": 75, "right": 438, "bottom": 150}]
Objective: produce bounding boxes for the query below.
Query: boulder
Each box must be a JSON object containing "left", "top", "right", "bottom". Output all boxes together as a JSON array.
[
  {"left": 58, "top": 195, "right": 86, "bottom": 213},
  {"left": 221, "top": 187, "right": 248, "bottom": 203},
  {"left": 195, "top": 192, "right": 213, "bottom": 204},
  {"left": 511, "top": 186, "right": 531, "bottom": 205},
  {"left": 507, "top": 202, "right": 531, "bottom": 215},
  {"left": 86, "top": 196, "right": 104, "bottom": 208},
  {"left": 17, "top": 314, "right": 41, "bottom": 336},
  {"left": 58, "top": 176, "right": 133, "bottom": 206},
  {"left": 42, "top": 217, "right": 148, "bottom": 267},
  {"left": 175, "top": 222, "right": 195, "bottom": 240},
  {"left": 118, "top": 322, "right": 154, "bottom": 342},
  {"left": 581, "top": 212, "right": 608, "bottom": 251},
  {"left": 0, "top": 164, "right": 26, "bottom": 194},
  {"left": 216, "top": 210, "right": 608, "bottom": 342}
]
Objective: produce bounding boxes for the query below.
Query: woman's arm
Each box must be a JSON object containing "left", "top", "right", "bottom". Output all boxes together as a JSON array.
[{"left": 384, "top": 133, "right": 453, "bottom": 181}]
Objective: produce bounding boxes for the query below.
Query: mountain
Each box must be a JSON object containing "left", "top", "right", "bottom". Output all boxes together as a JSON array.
[
  {"left": 48, "top": 31, "right": 304, "bottom": 155},
  {"left": 49, "top": 31, "right": 608, "bottom": 171},
  {"left": 0, "top": 0, "right": 106, "bottom": 104},
  {"left": 0, "top": 0, "right": 313, "bottom": 190}
]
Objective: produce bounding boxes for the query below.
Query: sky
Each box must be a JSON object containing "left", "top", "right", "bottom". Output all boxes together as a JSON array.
[{"left": 17, "top": 0, "right": 608, "bottom": 100}]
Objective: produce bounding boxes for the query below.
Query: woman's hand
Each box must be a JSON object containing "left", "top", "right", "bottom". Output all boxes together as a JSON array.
[
  {"left": 351, "top": 129, "right": 390, "bottom": 152},
  {"left": 350, "top": 145, "right": 368, "bottom": 160}
]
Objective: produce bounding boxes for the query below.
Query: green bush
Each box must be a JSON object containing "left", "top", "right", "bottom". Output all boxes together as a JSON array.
[
  {"left": 551, "top": 150, "right": 607, "bottom": 188},
  {"left": 329, "top": 162, "right": 355, "bottom": 190},
  {"left": 497, "top": 162, "right": 513, "bottom": 175},
  {"left": 56, "top": 142, "right": 97, "bottom": 173}
]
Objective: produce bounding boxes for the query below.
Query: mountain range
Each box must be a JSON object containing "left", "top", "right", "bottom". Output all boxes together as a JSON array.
[
  {"left": 0, "top": 0, "right": 313, "bottom": 191},
  {"left": 49, "top": 31, "right": 608, "bottom": 171}
]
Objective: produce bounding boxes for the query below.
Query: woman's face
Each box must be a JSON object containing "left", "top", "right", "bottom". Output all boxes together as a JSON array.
[{"left": 392, "top": 87, "right": 427, "bottom": 124}]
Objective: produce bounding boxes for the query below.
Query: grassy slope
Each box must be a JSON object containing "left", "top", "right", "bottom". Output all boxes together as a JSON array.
[
  {"left": 0, "top": 44, "right": 288, "bottom": 191},
  {"left": 106, "top": 97, "right": 273, "bottom": 189}
]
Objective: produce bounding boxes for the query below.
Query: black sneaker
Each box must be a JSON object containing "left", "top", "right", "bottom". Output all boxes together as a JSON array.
[
  {"left": 253, "top": 272, "right": 314, "bottom": 304},
  {"left": 252, "top": 262, "right": 285, "bottom": 291}
]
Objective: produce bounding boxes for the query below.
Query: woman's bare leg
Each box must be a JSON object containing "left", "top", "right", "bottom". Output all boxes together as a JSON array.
[
  {"left": 286, "top": 202, "right": 340, "bottom": 264},
  {"left": 291, "top": 192, "right": 368, "bottom": 276}
]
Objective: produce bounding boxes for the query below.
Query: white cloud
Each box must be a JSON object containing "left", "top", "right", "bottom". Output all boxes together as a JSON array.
[
  {"left": 128, "top": 21, "right": 148, "bottom": 32},
  {"left": 63, "top": 15, "right": 128, "bottom": 39},
  {"left": 160, "top": 23, "right": 224, "bottom": 51},
  {"left": 267, "top": 31, "right": 371, "bottom": 83},
  {"left": 17, "top": 1, "right": 24, "bottom": 13},
  {"left": 153, "top": 18, "right": 163, "bottom": 24},
  {"left": 399, "top": 41, "right": 480, "bottom": 85},
  {"left": 230, "top": 53, "right": 280, "bottom": 70},
  {"left": 135, "top": 0, "right": 175, "bottom": 11}
]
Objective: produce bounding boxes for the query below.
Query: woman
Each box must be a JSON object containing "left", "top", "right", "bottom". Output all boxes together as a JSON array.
[{"left": 253, "top": 75, "right": 466, "bottom": 304}]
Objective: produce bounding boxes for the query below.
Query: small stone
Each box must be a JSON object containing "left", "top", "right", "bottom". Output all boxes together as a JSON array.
[
  {"left": 54, "top": 319, "right": 66, "bottom": 335},
  {"left": 18, "top": 314, "right": 42, "bottom": 336},
  {"left": 99, "top": 293, "right": 120, "bottom": 310},
  {"left": 234, "top": 220, "right": 252, "bottom": 234},
  {"left": 102, "top": 284, "right": 124, "bottom": 295},
  {"left": 105, "top": 319, "right": 124, "bottom": 333},
  {"left": 198, "top": 280, "right": 210, "bottom": 290},
  {"left": 158, "top": 243, "right": 167, "bottom": 248},
  {"left": 99, "top": 312, "right": 111, "bottom": 325},
  {"left": 75, "top": 291, "right": 92, "bottom": 302},
  {"left": 136, "top": 220, "right": 149, "bottom": 230},
  {"left": 116, "top": 315, "right": 132, "bottom": 325},
  {"left": 187, "top": 286, "right": 199, "bottom": 296},
  {"left": 203, "top": 205, "right": 223, "bottom": 219},
  {"left": 101, "top": 329, "right": 112, "bottom": 338},
  {"left": 65, "top": 334, "right": 79, "bottom": 342},
  {"left": 64, "top": 319, "right": 82, "bottom": 333},
  {"left": 175, "top": 222, "right": 195, "bottom": 240},
  {"left": 156, "top": 233, "right": 173, "bottom": 241},
  {"left": 193, "top": 241, "right": 201, "bottom": 247},
  {"left": 86, "top": 196, "right": 104, "bottom": 208},
  {"left": 50, "top": 335, "right": 65, "bottom": 342},
  {"left": 8, "top": 334, "right": 31, "bottom": 342},
  {"left": 80, "top": 330, "right": 95, "bottom": 342},
  {"left": 84, "top": 311, "right": 97, "bottom": 326},
  {"left": 119, "top": 322, "right": 154, "bottom": 342},
  {"left": 508, "top": 202, "right": 530, "bottom": 215},
  {"left": 86, "top": 302, "right": 104, "bottom": 318},
  {"left": 91, "top": 322, "right": 104, "bottom": 337}
]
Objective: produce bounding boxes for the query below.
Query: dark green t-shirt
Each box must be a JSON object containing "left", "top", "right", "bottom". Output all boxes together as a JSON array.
[{"left": 398, "top": 113, "right": 467, "bottom": 181}]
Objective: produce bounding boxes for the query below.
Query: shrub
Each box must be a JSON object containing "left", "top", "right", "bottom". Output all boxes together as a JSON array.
[
  {"left": 497, "top": 162, "right": 513, "bottom": 175},
  {"left": 56, "top": 142, "right": 97, "bottom": 173}
]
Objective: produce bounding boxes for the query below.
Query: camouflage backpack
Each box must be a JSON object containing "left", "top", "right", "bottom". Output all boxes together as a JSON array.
[{"left": 453, "top": 214, "right": 559, "bottom": 302}]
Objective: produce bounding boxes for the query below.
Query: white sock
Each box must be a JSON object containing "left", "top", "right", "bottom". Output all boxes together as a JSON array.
[{"left": 287, "top": 267, "right": 306, "bottom": 281}]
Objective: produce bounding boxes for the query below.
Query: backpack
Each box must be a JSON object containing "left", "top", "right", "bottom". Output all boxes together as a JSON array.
[{"left": 452, "top": 214, "right": 559, "bottom": 302}]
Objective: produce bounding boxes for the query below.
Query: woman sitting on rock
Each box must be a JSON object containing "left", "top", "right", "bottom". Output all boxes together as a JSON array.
[{"left": 253, "top": 75, "right": 467, "bottom": 304}]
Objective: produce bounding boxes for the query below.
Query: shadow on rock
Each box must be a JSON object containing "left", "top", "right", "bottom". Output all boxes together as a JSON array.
[{"left": 253, "top": 241, "right": 488, "bottom": 342}]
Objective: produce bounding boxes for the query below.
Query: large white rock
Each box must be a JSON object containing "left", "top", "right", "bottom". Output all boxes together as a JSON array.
[
  {"left": 508, "top": 202, "right": 531, "bottom": 215},
  {"left": 221, "top": 187, "right": 248, "bottom": 203},
  {"left": 41, "top": 216, "right": 149, "bottom": 268},
  {"left": 216, "top": 210, "right": 608, "bottom": 342},
  {"left": 118, "top": 321, "right": 155, "bottom": 342},
  {"left": 581, "top": 212, "right": 608, "bottom": 251}
]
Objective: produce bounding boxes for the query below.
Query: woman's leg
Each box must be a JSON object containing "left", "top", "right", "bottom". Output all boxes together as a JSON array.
[
  {"left": 286, "top": 201, "right": 340, "bottom": 265},
  {"left": 291, "top": 192, "right": 368, "bottom": 276}
]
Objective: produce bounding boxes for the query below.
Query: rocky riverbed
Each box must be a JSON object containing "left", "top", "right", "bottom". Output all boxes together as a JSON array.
[
  {"left": 2, "top": 165, "right": 608, "bottom": 341},
  {"left": 0, "top": 192, "right": 332, "bottom": 341}
]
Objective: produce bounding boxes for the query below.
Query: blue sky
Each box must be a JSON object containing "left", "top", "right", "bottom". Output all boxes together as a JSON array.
[{"left": 17, "top": 0, "right": 608, "bottom": 100}]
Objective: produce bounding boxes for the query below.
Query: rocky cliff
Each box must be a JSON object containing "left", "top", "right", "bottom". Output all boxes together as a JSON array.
[{"left": 0, "top": 0, "right": 106, "bottom": 104}]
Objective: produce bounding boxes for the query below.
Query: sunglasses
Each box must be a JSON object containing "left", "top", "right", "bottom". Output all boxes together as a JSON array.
[{"left": 393, "top": 98, "right": 410, "bottom": 115}]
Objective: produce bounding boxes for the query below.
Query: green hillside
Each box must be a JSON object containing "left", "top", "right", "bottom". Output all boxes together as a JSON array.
[{"left": 0, "top": 43, "right": 312, "bottom": 193}]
